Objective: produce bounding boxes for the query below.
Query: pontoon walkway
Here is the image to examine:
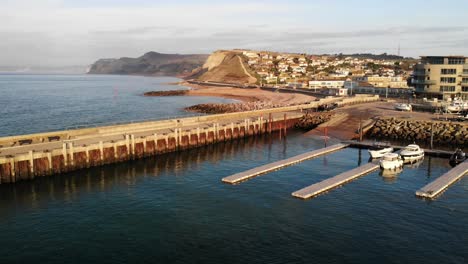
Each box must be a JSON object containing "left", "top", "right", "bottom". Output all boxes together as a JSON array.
[
  {"left": 292, "top": 162, "right": 380, "bottom": 199},
  {"left": 416, "top": 160, "right": 468, "bottom": 199},
  {"left": 222, "top": 143, "right": 349, "bottom": 184}
]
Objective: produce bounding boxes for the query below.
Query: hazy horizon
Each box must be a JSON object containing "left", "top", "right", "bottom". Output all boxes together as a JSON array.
[{"left": 2, "top": 0, "right": 468, "bottom": 68}]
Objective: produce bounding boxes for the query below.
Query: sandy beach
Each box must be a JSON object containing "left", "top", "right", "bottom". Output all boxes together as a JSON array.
[{"left": 180, "top": 81, "right": 316, "bottom": 104}]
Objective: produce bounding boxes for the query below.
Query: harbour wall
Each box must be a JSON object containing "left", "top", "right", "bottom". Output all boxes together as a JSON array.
[
  {"left": 0, "top": 95, "right": 380, "bottom": 184},
  {"left": 0, "top": 113, "right": 301, "bottom": 184}
]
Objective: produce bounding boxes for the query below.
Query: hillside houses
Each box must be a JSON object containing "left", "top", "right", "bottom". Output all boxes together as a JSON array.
[{"left": 239, "top": 50, "right": 415, "bottom": 94}]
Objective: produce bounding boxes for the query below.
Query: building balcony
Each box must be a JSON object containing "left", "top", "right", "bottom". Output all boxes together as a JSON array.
[
  {"left": 412, "top": 71, "right": 427, "bottom": 76},
  {"left": 412, "top": 79, "right": 436, "bottom": 85}
]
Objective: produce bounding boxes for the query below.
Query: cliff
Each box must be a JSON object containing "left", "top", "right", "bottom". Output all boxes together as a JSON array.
[
  {"left": 194, "top": 50, "right": 258, "bottom": 84},
  {"left": 88, "top": 52, "right": 208, "bottom": 77}
]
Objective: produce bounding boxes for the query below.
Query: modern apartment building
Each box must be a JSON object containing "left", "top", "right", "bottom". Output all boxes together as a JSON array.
[
  {"left": 354, "top": 76, "right": 409, "bottom": 89},
  {"left": 412, "top": 56, "right": 468, "bottom": 100}
]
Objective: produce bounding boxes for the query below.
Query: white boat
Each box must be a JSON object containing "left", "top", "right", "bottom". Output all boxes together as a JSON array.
[
  {"left": 368, "top": 145, "right": 394, "bottom": 159},
  {"left": 446, "top": 99, "right": 468, "bottom": 113},
  {"left": 400, "top": 144, "right": 424, "bottom": 163},
  {"left": 394, "top": 103, "right": 412, "bottom": 111},
  {"left": 379, "top": 153, "right": 404, "bottom": 170}
]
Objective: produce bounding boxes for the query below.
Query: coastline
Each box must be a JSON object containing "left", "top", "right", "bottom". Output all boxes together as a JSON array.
[{"left": 177, "top": 80, "right": 317, "bottom": 104}]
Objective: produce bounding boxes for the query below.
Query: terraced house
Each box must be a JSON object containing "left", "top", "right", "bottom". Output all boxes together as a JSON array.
[{"left": 412, "top": 56, "right": 468, "bottom": 100}]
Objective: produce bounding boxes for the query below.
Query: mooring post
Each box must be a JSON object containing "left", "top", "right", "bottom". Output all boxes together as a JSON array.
[
  {"left": 68, "top": 141, "right": 74, "bottom": 167},
  {"left": 268, "top": 113, "right": 273, "bottom": 134},
  {"left": 130, "top": 134, "right": 136, "bottom": 158},
  {"left": 62, "top": 142, "right": 68, "bottom": 166},
  {"left": 143, "top": 137, "right": 147, "bottom": 155},
  {"left": 153, "top": 133, "right": 158, "bottom": 154},
  {"left": 85, "top": 147, "right": 90, "bottom": 168},
  {"left": 283, "top": 113, "right": 287, "bottom": 135},
  {"left": 125, "top": 134, "right": 130, "bottom": 157},
  {"left": 260, "top": 115, "right": 263, "bottom": 132},
  {"left": 47, "top": 151, "right": 52, "bottom": 174},
  {"left": 99, "top": 141, "right": 104, "bottom": 163},
  {"left": 113, "top": 142, "right": 118, "bottom": 160},
  {"left": 359, "top": 116, "right": 363, "bottom": 142},
  {"left": 430, "top": 122, "right": 434, "bottom": 149},
  {"left": 9, "top": 157, "right": 15, "bottom": 182},
  {"left": 29, "top": 150, "right": 34, "bottom": 176},
  {"left": 178, "top": 128, "right": 182, "bottom": 148}
]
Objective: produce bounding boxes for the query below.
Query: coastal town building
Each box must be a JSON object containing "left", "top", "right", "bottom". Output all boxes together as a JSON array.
[
  {"left": 354, "top": 76, "right": 409, "bottom": 88},
  {"left": 240, "top": 49, "right": 415, "bottom": 95},
  {"left": 309, "top": 80, "right": 345, "bottom": 90},
  {"left": 345, "top": 81, "right": 413, "bottom": 97},
  {"left": 412, "top": 56, "right": 468, "bottom": 100}
]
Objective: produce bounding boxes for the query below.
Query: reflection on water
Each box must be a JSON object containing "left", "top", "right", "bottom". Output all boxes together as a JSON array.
[
  {"left": 404, "top": 157, "right": 425, "bottom": 169},
  {"left": 0, "top": 133, "right": 285, "bottom": 211},
  {"left": 0, "top": 131, "right": 464, "bottom": 264},
  {"left": 379, "top": 167, "right": 403, "bottom": 183}
]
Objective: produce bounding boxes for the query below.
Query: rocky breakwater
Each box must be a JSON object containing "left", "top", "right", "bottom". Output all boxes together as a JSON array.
[
  {"left": 368, "top": 118, "right": 467, "bottom": 146},
  {"left": 295, "top": 113, "right": 334, "bottom": 130},
  {"left": 185, "top": 101, "right": 309, "bottom": 114},
  {"left": 144, "top": 90, "right": 188, "bottom": 96}
]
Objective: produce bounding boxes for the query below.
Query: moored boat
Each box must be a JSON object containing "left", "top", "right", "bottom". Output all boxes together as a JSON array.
[
  {"left": 400, "top": 144, "right": 424, "bottom": 163},
  {"left": 449, "top": 149, "right": 466, "bottom": 166},
  {"left": 368, "top": 144, "right": 394, "bottom": 159},
  {"left": 446, "top": 100, "right": 468, "bottom": 113},
  {"left": 394, "top": 103, "right": 412, "bottom": 111},
  {"left": 379, "top": 153, "right": 404, "bottom": 170}
]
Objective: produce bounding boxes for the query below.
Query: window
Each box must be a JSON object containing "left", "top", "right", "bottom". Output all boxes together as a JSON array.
[
  {"left": 462, "top": 87, "right": 468, "bottom": 92},
  {"left": 448, "top": 58, "right": 466, "bottom": 65},
  {"left": 425, "top": 57, "right": 444, "bottom": 64},
  {"left": 440, "top": 86, "right": 456, "bottom": 92},
  {"left": 441, "top": 69, "right": 457, "bottom": 74},
  {"left": 463, "top": 78, "right": 468, "bottom": 83},
  {"left": 440, "top": 77, "right": 456, "bottom": 83},
  {"left": 464, "top": 69, "right": 468, "bottom": 74}
]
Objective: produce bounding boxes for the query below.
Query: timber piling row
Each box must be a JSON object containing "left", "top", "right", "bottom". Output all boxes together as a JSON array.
[
  {"left": 0, "top": 95, "right": 381, "bottom": 184},
  {"left": 0, "top": 112, "right": 300, "bottom": 184}
]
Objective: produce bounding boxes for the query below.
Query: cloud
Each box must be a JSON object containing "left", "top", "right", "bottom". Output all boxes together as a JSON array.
[{"left": 1, "top": 1, "right": 467, "bottom": 66}]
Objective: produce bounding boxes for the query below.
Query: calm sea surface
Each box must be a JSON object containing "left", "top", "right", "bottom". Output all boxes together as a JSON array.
[
  {"left": 0, "top": 75, "right": 467, "bottom": 264},
  {"left": 0, "top": 74, "right": 236, "bottom": 136}
]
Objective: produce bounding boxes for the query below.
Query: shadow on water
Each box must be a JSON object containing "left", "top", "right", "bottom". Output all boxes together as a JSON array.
[{"left": 0, "top": 131, "right": 296, "bottom": 210}]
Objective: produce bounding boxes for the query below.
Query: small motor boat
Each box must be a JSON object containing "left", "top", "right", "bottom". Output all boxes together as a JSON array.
[
  {"left": 379, "top": 153, "right": 404, "bottom": 170},
  {"left": 400, "top": 144, "right": 424, "bottom": 163},
  {"left": 449, "top": 149, "right": 466, "bottom": 166},
  {"left": 394, "top": 103, "right": 412, "bottom": 111},
  {"left": 446, "top": 100, "right": 468, "bottom": 113},
  {"left": 368, "top": 144, "right": 394, "bottom": 159}
]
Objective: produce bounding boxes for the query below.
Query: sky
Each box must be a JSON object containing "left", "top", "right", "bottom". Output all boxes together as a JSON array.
[{"left": 1, "top": 0, "right": 468, "bottom": 67}]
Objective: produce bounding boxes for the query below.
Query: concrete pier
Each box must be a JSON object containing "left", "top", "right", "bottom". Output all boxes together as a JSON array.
[
  {"left": 0, "top": 107, "right": 305, "bottom": 184},
  {"left": 292, "top": 162, "right": 380, "bottom": 199},
  {"left": 415, "top": 161, "right": 468, "bottom": 199},
  {"left": 222, "top": 143, "right": 349, "bottom": 184},
  {"left": 0, "top": 95, "right": 381, "bottom": 184}
]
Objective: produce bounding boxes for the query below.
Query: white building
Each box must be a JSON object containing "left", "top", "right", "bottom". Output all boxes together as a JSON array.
[
  {"left": 309, "top": 80, "right": 345, "bottom": 89},
  {"left": 354, "top": 76, "right": 408, "bottom": 88}
]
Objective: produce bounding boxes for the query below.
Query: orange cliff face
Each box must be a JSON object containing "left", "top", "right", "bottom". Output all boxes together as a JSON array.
[{"left": 194, "top": 50, "right": 258, "bottom": 85}]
